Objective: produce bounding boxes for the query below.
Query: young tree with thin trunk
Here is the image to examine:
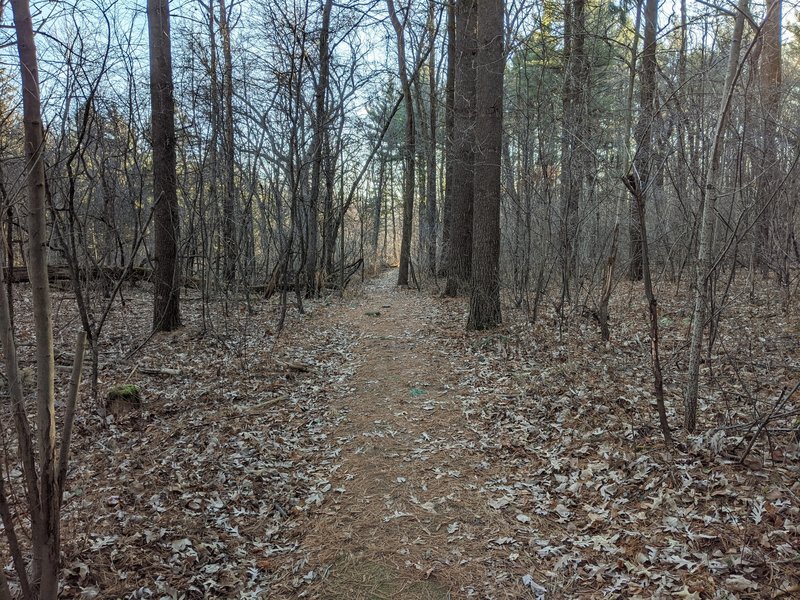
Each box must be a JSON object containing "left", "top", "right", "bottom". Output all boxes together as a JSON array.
[
  {"left": 149, "top": 0, "right": 181, "bottom": 330},
  {"left": 467, "top": 0, "right": 504, "bottom": 330},
  {"left": 219, "top": 0, "right": 238, "bottom": 285},
  {"left": 440, "top": 0, "right": 455, "bottom": 278},
  {"left": 10, "top": 0, "right": 59, "bottom": 592},
  {"left": 623, "top": 0, "right": 670, "bottom": 444},
  {"left": 0, "top": 1, "right": 86, "bottom": 597},
  {"left": 684, "top": 0, "right": 751, "bottom": 432}
]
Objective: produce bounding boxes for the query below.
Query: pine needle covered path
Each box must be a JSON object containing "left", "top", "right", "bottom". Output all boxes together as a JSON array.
[
  {"left": 296, "top": 269, "right": 499, "bottom": 599},
  {"left": 278, "top": 268, "right": 800, "bottom": 600}
]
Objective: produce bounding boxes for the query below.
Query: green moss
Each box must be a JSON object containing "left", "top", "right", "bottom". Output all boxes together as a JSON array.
[
  {"left": 106, "top": 384, "right": 141, "bottom": 416},
  {"left": 109, "top": 384, "right": 140, "bottom": 398}
]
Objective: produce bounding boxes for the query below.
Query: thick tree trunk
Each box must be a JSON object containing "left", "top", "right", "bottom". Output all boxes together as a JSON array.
[
  {"left": 149, "top": 0, "right": 181, "bottom": 330},
  {"left": 628, "top": 0, "right": 657, "bottom": 281},
  {"left": 387, "top": 0, "right": 415, "bottom": 287},
  {"left": 560, "top": 0, "right": 587, "bottom": 304},
  {"left": 445, "top": 0, "right": 476, "bottom": 296},
  {"left": 467, "top": 0, "right": 504, "bottom": 330},
  {"left": 306, "top": 0, "right": 332, "bottom": 295}
]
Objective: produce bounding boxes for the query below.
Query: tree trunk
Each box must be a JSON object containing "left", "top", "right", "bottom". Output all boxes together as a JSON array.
[
  {"left": 684, "top": 0, "right": 750, "bottom": 432},
  {"left": 445, "top": 0, "right": 476, "bottom": 296},
  {"left": 10, "top": 0, "right": 59, "bottom": 594},
  {"left": 440, "top": 0, "right": 455, "bottom": 278},
  {"left": 560, "top": 0, "right": 587, "bottom": 304},
  {"left": 754, "top": 0, "right": 782, "bottom": 273},
  {"left": 628, "top": 0, "right": 656, "bottom": 281},
  {"left": 372, "top": 153, "right": 386, "bottom": 259},
  {"left": 425, "top": 0, "right": 438, "bottom": 276},
  {"left": 467, "top": 0, "right": 504, "bottom": 330},
  {"left": 386, "top": 0, "right": 415, "bottom": 287},
  {"left": 632, "top": 184, "right": 673, "bottom": 447},
  {"left": 219, "top": 0, "right": 237, "bottom": 285},
  {"left": 206, "top": 0, "right": 221, "bottom": 287},
  {"left": 149, "top": 0, "right": 181, "bottom": 331},
  {"left": 306, "top": 0, "right": 332, "bottom": 295},
  {"left": 3, "top": 203, "right": 12, "bottom": 330}
]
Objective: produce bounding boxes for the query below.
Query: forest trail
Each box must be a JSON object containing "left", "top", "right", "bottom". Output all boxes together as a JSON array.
[{"left": 297, "top": 269, "right": 509, "bottom": 599}]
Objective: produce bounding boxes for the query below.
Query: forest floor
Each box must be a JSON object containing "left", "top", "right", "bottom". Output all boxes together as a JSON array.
[{"left": 1, "top": 268, "right": 799, "bottom": 599}]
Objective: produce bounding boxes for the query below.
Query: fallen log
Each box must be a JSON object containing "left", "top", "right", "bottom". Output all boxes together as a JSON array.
[{"left": 2, "top": 265, "right": 154, "bottom": 285}]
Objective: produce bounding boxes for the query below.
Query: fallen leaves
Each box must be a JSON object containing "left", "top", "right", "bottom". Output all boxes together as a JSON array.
[{"left": 1, "top": 271, "right": 798, "bottom": 599}]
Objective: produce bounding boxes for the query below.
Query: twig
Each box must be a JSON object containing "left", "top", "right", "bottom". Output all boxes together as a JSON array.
[
  {"left": 0, "top": 471, "right": 32, "bottom": 600},
  {"left": 58, "top": 330, "right": 87, "bottom": 504},
  {"left": 739, "top": 381, "right": 800, "bottom": 465}
]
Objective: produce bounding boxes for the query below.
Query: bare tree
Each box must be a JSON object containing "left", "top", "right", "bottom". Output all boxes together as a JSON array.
[
  {"left": 386, "top": 0, "right": 415, "bottom": 287},
  {"left": 220, "top": 0, "right": 238, "bottom": 285},
  {"left": 306, "top": 0, "right": 333, "bottom": 295},
  {"left": 684, "top": 0, "right": 754, "bottom": 432},
  {"left": 628, "top": 0, "right": 657, "bottom": 281},
  {"left": 467, "top": 0, "right": 504, "bottom": 330},
  {"left": 149, "top": 0, "right": 181, "bottom": 330},
  {"left": 0, "top": 1, "right": 86, "bottom": 597}
]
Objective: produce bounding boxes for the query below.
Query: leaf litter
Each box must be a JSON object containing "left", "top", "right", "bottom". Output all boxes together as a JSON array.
[{"left": 1, "top": 270, "right": 798, "bottom": 599}]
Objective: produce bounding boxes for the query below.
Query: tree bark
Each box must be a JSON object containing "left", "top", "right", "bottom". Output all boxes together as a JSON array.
[
  {"left": 425, "top": 0, "right": 438, "bottom": 276},
  {"left": 440, "top": 0, "right": 455, "bottom": 278},
  {"left": 219, "top": 0, "right": 237, "bottom": 284},
  {"left": 560, "top": 0, "right": 587, "bottom": 303},
  {"left": 306, "top": 0, "right": 332, "bottom": 295},
  {"left": 629, "top": 0, "right": 657, "bottom": 281},
  {"left": 10, "top": 0, "right": 59, "bottom": 594},
  {"left": 467, "top": 0, "right": 504, "bottom": 330},
  {"left": 149, "top": 0, "right": 181, "bottom": 330},
  {"left": 386, "top": 0, "right": 415, "bottom": 287},
  {"left": 684, "top": 0, "right": 750, "bottom": 432},
  {"left": 445, "top": 0, "right": 476, "bottom": 296}
]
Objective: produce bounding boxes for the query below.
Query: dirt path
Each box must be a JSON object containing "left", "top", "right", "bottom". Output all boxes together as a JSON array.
[
  {"left": 293, "top": 269, "right": 519, "bottom": 599},
  {"left": 264, "top": 267, "right": 800, "bottom": 600}
]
